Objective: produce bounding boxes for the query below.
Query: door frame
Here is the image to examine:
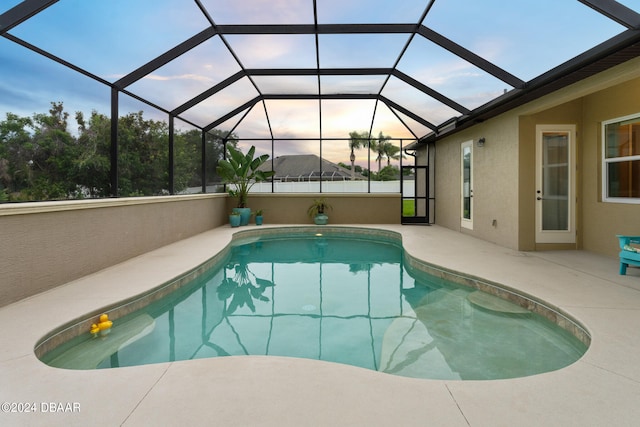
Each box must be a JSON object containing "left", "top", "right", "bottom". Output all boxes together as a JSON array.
[
  {"left": 461, "top": 140, "right": 473, "bottom": 230},
  {"left": 535, "top": 124, "right": 576, "bottom": 244},
  {"left": 401, "top": 165, "right": 430, "bottom": 224}
]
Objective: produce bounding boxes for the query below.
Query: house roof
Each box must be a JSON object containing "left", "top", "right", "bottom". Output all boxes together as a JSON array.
[
  {"left": 259, "top": 154, "right": 365, "bottom": 181},
  {"left": 2, "top": 1, "right": 640, "bottom": 145}
]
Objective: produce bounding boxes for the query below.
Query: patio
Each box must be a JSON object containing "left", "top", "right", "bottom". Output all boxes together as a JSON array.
[{"left": 1, "top": 224, "right": 640, "bottom": 426}]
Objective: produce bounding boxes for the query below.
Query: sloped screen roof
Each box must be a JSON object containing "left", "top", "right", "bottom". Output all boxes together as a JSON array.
[{"left": 1, "top": 0, "right": 640, "bottom": 143}]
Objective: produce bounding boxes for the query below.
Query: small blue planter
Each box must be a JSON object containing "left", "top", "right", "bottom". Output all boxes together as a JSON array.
[
  {"left": 314, "top": 213, "right": 329, "bottom": 225},
  {"left": 255, "top": 215, "right": 263, "bottom": 226},
  {"left": 233, "top": 207, "right": 252, "bottom": 226},
  {"left": 229, "top": 214, "right": 241, "bottom": 227}
]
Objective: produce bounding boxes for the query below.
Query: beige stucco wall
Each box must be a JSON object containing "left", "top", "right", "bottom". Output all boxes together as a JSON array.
[
  {"left": 434, "top": 117, "right": 520, "bottom": 249},
  {"left": 580, "top": 77, "right": 640, "bottom": 257},
  {"left": 237, "top": 193, "right": 401, "bottom": 225},
  {"left": 0, "top": 195, "right": 227, "bottom": 307},
  {"left": 1, "top": 192, "right": 399, "bottom": 307},
  {"left": 426, "top": 57, "right": 640, "bottom": 256},
  {"left": 517, "top": 62, "right": 640, "bottom": 256},
  {"left": 518, "top": 100, "right": 584, "bottom": 251}
]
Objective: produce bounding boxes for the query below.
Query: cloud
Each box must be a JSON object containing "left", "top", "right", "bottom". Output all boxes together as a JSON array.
[
  {"left": 227, "top": 34, "right": 317, "bottom": 68},
  {"left": 143, "top": 73, "right": 215, "bottom": 83},
  {"left": 202, "top": 0, "right": 313, "bottom": 24}
]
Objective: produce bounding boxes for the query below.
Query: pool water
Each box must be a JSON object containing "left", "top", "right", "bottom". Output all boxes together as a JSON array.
[{"left": 42, "top": 232, "right": 587, "bottom": 380}]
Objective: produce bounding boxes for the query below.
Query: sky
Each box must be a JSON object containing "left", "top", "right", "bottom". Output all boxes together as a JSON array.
[{"left": 1, "top": 0, "right": 638, "bottom": 165}]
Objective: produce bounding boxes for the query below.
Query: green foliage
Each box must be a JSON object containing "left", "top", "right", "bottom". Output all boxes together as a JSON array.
[
  {"left": 402, "top": 199, "right": 415, "bottom": 216},
  {"left": 348, "top": 130, "right": 400, "bottom": 178},
  {"left": 178, "top": 128, "right": 238, "bottom": 189},
  {"left": 376, "top": 165, "right": 400, "bottom": 181},
  {"left": 307, "top": 197, "right": 333, "bottom": 217},
  {"left": 117, "top": 111, "right": 169, "bottom": 196},
  {"left": 0, "top": 102, "right": 234, "bottom": 201},
  {"left": 216, "top": 145, "right": 274, "bottom": 207},
  {"left": 74, "top": 110, "right": 111, "bottom": 197},
  {"left": 348, "top": 130, "right": 370, "bottom": 152}
]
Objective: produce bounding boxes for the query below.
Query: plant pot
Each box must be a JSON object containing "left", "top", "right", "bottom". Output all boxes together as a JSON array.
[
  {"left": 314, "top": 213, "right": 329, "bottom": 225},
  {"left": 229, "top": 214, "right": 241, "bottom": 227},
  {"left": 233, "top": 207, "right": 252, "bottom": 226},
  {"left": 255, "top": 215, "right": 263, "bottom": 226}
]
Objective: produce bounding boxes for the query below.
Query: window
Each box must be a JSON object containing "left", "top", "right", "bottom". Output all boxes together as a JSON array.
[
  {"left": 603, "top": 114, "right": 640, "bottom": 203},
  {"left": 461, "top": 140, "right": 473, "bottom": 229}
]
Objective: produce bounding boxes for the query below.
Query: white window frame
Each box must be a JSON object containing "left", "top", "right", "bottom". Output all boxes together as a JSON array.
[
  {"left": 461, "top": 140, "right": 473, "bottom": 230},
  {"left": 602, "top": 113, "right": 640, "bottom": 204}
]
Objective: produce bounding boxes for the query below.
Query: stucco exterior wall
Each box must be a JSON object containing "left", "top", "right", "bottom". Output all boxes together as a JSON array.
[
  {"left": 238, "top": 193, "right": 400, "bottom": 225},
  {"left": 1, "top": 192, "right": 399, "bottom": 307},
  {"left": 0, "top": 195, "right": 227, "bottom": 307},
  {"left": 580, "top": 77, "right": 640, "bottom": 257},
  {"left": 518, "top": 100, "right": 584, "bottom": 251},
  {"left": 425, "top": 57, "right": 640, "bottom": 256},
  {"left": 434, "top": 117, "right": 520, "bottom": 249}
]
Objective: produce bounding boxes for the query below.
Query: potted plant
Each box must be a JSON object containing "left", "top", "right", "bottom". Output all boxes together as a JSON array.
[
  {"left": 254, "top": 209, "right": 264, "bottom": 226},
  {"left": 216, "top": 145, "right": 274, "bottom": 226},
  {"left": 229, "top": 211, "right": 241, "bottom": 228},
  {"left": 307, "top": 197, "right": 333, "bottom": 225}
]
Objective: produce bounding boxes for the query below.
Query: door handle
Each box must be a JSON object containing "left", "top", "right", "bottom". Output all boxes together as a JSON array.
[{"left": 537, "top": 197, "right": 542, "bottom": 201}]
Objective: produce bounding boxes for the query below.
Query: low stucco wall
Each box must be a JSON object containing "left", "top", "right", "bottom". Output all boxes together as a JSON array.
[
  {"left": 234, "top": 193, "right": 401, "bottom": 225},
  {"left": 0, "top": 194, "right": 227, "bottom": 307},
  {"left": 1, "top": 192, "right": 400, "bottom": 307}
]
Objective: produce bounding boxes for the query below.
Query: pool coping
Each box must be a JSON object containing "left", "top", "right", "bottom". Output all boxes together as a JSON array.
[
  {"left": 33, "top": 226, "right": 399, "bottom": 358},
  {"left": 34, "top": 225, "right": 590, "bottom": 361},
  {"left": 2, "top": 224, "right": 640, "bottom": 426}
]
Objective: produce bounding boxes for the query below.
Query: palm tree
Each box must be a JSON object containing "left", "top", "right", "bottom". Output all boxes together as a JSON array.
[
  {"left": 370, "top": 132, "right": 393, "bottom": 172},
  {"left": 383, "top": 141, "right": 401, "bottom": 166},
  {"left": 348, "top": 131, "right": 368, "bottom": 180}
]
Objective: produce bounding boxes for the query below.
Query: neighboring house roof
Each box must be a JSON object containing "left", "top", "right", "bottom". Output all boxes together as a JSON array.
[{"left": 258, "top": 154, "right": 365, "bottom": 181}]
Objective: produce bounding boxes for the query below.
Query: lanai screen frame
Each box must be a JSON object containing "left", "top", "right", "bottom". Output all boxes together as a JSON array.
[{"left": 1, "top": 0, "right": 640, "bottom": 197}]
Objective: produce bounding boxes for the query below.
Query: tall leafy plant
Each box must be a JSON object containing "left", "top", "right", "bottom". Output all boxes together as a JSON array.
[{"left": 216, "top": 145, "right": 274, "bottom": 208}]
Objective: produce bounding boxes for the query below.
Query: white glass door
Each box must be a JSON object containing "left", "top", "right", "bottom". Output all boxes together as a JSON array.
[
  {"left": 461, "top": 141, "right": 473, "bottom": 229},
  {"left": 536, "top": 125, "right": 576, "bottom": 244}
]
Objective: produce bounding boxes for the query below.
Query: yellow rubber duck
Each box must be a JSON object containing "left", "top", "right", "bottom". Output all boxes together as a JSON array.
[
  {"left": 97, "top": 314, "right": 113, "bottom": 336},
  {"left": 90, "top": 324, "right": 100, "bottom": 337}
]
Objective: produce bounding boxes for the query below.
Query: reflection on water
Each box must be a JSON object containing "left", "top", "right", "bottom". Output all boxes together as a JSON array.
[{"left": 46, "top": 235, "right": 587, "bottom": 380}]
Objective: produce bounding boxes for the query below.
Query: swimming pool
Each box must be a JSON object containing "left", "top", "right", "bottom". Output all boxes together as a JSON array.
[{"left": 39, "top": 228, "right": 588, "bottom": 380}]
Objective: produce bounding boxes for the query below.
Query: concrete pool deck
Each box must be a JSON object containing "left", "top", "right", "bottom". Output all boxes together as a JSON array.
[{"left": 1, "top": 224, "right": 640, "bottom": 426}]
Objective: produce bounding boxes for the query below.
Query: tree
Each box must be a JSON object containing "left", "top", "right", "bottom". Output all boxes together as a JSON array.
[
  {"left": 382, "top": 139, "right": 401, "bottom": 167},
  {"left": 0, "top": 112, "right": 34, "bottom": 195},
  {"left": 367, "top": 132, "right": 397, "bottom": 173},
  {"left": 74, "top": 110, "right": 111, "bottom": 197},
  {"left": 377, "top": 165, "right": 400, "bottom": 181},
  {"left": 116, "top": 111, "right": 166, "bottom": 196},
  {"left": 0, "top": 103, "right": 239, "bottom": 200},
  {"left": 172, "top": 129, "right": 201, "bottom": 192},
  {"left": 348, "top": 131, "right": 370, "bottom": 181},
  {"left": 205, "top": 129, "right": 238, "bottom": 188},
  {"left": 28, "top": 102, "right": 78, "bottom": 199}
]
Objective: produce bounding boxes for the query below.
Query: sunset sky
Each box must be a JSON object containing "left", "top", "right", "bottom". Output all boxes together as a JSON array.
[{"left": 1, "top": 0, "right": 635, "bottom": 164}]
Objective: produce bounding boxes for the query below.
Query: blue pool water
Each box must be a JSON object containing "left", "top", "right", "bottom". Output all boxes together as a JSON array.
[{"left": 41, "top": 231, "right": 587, "bottom": 380}]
